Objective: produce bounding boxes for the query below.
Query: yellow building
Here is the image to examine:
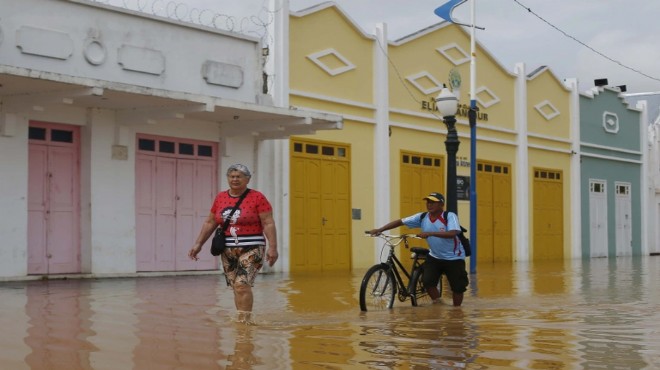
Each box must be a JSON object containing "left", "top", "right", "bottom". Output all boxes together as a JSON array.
[{"left": 287, "top": 3, "right": 574, "bottom": 271}]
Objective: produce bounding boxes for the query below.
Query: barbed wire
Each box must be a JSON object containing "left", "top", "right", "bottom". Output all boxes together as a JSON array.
[{"left": 87, "top": 0, "right": 276, "bottom": 44}]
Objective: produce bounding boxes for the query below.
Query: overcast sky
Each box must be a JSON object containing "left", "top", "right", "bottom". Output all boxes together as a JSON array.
[{"left": 102, "top": 0, "right": 660, "bottom": 95}]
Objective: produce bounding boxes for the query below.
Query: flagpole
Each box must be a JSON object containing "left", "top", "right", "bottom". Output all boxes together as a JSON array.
[
  {"left": 434, "top": 0, "right": 479, "bottom": 273},
  {"left": 468, "top": 0, "right": 478, "bottom": 274}
]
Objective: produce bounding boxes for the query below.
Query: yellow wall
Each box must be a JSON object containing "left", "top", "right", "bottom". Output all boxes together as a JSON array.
[
  {"left": 290, "top": 7, "right": 374, "bottom": 105},
  {"left": 527, "top": 69, "right": 572, "bottom": 139}
]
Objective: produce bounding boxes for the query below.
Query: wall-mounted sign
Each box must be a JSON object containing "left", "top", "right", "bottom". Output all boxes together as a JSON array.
[
  {"left": 456, "top": 176, "right": 470, "bottom": 201},
  {"left": 457, "top": 156, "right": 471, "bottom": 168},
  {"left": 421, "top": 99, "right": 489, "bottom": 122}
]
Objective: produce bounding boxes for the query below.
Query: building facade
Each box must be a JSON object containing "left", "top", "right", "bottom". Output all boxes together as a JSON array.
[
  {"left": 0, "top": 0, "right": 340, "bottom": 279},
  {"left": 578, "top": 87, "right": 646, "bottom": 258},
  {"left": 287, "top": 3, "right": 582, "bottom": 272}
]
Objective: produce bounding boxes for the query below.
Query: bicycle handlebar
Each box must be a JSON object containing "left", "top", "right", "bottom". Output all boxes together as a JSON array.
[{"left": 363, "top": 231, "right": 421, "bottom": 246}]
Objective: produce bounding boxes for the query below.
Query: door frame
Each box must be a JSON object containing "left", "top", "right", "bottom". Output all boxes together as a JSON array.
[
  {"left": 588, "top": 179, "right": 608, "bottom": 258},
  {"left": 135, "top": 134, "right": 218, "bottom": 272},
  {"left": 27, "top": 120, "right": 81, "bottom": 275}
]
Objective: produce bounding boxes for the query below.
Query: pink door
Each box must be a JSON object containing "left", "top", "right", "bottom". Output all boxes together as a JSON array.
[
  {"left": 27, "top": 122, "right": 81, "bottom": 274},
  {"left": 135, "top": 135, "right": 217, "bottom": 271}
]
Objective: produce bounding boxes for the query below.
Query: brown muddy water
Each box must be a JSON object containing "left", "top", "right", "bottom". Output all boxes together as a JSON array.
[{"left": 1, "top": 257, "right": 659, "bottom": 369}]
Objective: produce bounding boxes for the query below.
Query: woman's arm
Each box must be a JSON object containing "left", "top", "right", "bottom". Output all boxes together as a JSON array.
[
  {"left": 188, "top": 212, "right": 218, "bottom": 260},
  {"left": 260, "top": 211, "right": 278, "bottom": 266}
]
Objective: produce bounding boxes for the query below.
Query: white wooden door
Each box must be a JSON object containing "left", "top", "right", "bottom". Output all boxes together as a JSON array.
[
  {"left": 589, "top": 180, "right": 608, "bottom": 258},
  {"left": 615, "top": 182, "right": 632, "bottom": 256}
]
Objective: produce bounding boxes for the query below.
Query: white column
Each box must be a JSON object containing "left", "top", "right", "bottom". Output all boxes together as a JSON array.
[
  {"left": 514, "top": 63, "right": 529, "bottom": 261},
  {"left": 565, "top": 77, "right": 581, "bottom": 259},
  {"left": 373, "top": 23, "right": 390, "bottom": 263},
  {"left": 263, "top": 0, "right": 290, "bottom": 272},
  {"left": 637, "top": 100, "right": 649, "bottom": 255}
]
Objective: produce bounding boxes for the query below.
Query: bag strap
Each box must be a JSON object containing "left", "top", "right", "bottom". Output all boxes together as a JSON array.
[
  {"left": 219, "top": 189, "right": 251, "bottom": 233},
  {"left": 439, "top": 211, "right": 448, "bottom": 226}
]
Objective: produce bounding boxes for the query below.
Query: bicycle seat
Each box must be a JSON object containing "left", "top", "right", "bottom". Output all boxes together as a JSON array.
[{"left": 410, "top": 247, "right": 429, "bottom": 255}]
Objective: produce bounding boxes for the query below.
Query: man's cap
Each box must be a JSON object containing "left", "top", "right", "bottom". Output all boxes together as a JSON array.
[{"left": 423, "top": 192, "right": 445, "bottom": 203}]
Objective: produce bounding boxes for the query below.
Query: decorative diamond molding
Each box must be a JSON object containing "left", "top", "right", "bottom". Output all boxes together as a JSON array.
[
  {"left": 475, "top": 86, "right": 500, "bottom": 108},
  {"left": 534, "top": 100, "right": 560, "bottom": 121},
  {"left": 405, "top": 71, "right": 444, "bottom": 95},
  {"left": 307, "top": 48, "right": 355, "bottom": 76},
  {"left": 436, "top": 42, "right": 470, "bottom": 66},
  {"left": 603, "top": 111, "right": 619, "bottom": 133}
]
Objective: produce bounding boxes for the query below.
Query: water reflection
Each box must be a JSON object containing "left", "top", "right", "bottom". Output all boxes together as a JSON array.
[
  {"left": 0, "top": 257, "right": 657, "bottom": 369},
  {"left": 23, "top": 280, "right": 97, "bottom": 369},
  {"left": 132, "top": 276, "right": 225, "bottom": 368}
]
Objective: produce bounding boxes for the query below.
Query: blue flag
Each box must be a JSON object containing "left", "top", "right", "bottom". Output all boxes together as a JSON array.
[{"left": 434, "top": 0, "right": 467, "bottom": 23}]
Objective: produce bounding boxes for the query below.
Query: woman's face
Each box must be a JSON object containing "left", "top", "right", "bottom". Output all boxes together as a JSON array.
[{"left": 227, "top": 170, "right": 250, "bottom": 191}]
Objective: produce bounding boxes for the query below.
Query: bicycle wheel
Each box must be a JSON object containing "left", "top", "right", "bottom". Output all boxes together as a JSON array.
[
  {"left": 410, "top": 265, "right": 433, "bottom": 307},
  {"left": 359, "top": 264, "right": 396, "bottom": 311}
]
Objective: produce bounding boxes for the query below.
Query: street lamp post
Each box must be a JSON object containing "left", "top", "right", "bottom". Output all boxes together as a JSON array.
[{"left": 435, "top": 86, "right": 460, "bottom": 214}]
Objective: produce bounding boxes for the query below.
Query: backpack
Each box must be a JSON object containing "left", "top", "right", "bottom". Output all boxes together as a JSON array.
[{"left": 420, "top": 211, "right": 472, "bottom": 257}]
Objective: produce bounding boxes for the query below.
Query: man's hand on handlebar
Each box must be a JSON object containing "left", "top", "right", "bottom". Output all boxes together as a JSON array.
[{"left": 365, "top": 229, "right": 382, "bottom": 236}]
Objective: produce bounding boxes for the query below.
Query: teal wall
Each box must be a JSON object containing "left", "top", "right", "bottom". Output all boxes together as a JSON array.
[
  {"left": 580, "top": 89, "right": 641, "bottom": 151},
  {"left": 580, "top": 157, "right": 642, "bottom": 256}
]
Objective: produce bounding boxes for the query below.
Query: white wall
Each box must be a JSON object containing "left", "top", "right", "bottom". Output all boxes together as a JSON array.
[
  {"left": 0, "top": 0, "right": 262, "bottom": 103},
  {"left": 0, "top": 115, "right": 29, "bottom": 277}
]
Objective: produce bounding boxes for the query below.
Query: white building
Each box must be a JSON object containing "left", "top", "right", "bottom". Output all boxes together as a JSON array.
[
  {"left": 625, "top": 92, "right": 660, "bottom": 256},
  {"left": 0, "top": 0, "right": 341, "bottom": 279}
]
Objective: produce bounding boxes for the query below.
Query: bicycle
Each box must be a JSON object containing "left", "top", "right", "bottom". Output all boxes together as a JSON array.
[{"left": 359, "top": 232, "right": 437, "bottom": 311}]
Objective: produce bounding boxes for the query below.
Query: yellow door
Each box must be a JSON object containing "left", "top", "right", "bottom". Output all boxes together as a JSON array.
[
  {"left": 290, "top": 139, "right": 351, "bottom": 272},
  {"left": 400, "top": 151, "right": 443, "bottom": 271},
  {"left": 321, "top": 160, "right": 351, "bottom": 270},
  {"left": 476, "top": 161, "right": 512, "bottom": 263},
  {"left": 532, "top": 168, "right": 563, "bottom": 260}
]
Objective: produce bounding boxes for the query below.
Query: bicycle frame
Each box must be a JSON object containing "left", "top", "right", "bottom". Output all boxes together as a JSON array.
[
  {"left": 374, "top": 235, "right": 426, "bottom": 301},
  {"left": 360, "top": 233, "right": 432, "bottom": 311}
]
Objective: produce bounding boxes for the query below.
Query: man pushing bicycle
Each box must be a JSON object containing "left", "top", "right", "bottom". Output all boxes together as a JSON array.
[{"left": 368, "top": 192, "right": 469, "bottom": 306}]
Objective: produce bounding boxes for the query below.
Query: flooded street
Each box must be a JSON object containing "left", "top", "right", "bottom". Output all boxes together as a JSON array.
[{"left": 1, "top": 257, "right": 659, "bottom": 369}]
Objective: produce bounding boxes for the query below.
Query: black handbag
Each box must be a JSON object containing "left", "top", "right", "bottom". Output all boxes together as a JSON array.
[{"left": 211, "top": 189, "right": 250, "bottom": 256}]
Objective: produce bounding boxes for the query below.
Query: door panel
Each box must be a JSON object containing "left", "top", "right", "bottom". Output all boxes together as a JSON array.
[
  {"left": 136, "top": 155, "right": 156, "bottom": 271},
  {"left": 532, "top": 169, "right": 563, "bottom": 260},
  {"left": 399, "top": 152, "right": 443, "bottom": 270},
  {"left": 306, "top": 159, "right": 323, "bottom": 270},
  {"left": 477, "top": 174, "right": 494, "bottom": 263},
  {"left": 290, "top": 156, "right": 307, "bottom": 270},
  {"left": 615, "top": 182, "right": 632, "bottom": 256},
  {"left": 493, "top": 175, "right": 512, "bottom": 262},
  {"left": 476, "top": 161, "right": 512, "bottom": 263},
  {"left": 589, "top": 180, "right": 608, "bottom": 258},
  {"left": 28, "top": 145, "right": 48, "bottom": 274},
  {"left": 321, "top": 160, "right": 351, "bottom": 270},
  {"left": 47, "top": 146, "right": 79, "bottom": 273},
  {"left": 191, "top": 161, "right": 218, "bottom": 270},
  {"left": 175, "top": 160, "right": 196, "bottom": 270},
  {"left": 155, "top": 157, "right": 176, "bottom": 270}
]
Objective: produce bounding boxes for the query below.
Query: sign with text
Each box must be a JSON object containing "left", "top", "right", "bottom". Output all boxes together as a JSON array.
[{"left": 456, "top": 176, "right": 470, "bottom": 201}]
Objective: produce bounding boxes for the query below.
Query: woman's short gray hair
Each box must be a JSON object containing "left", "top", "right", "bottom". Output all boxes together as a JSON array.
[{"left": 226, "top": 163, "right": 252, "bottom": 177}]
